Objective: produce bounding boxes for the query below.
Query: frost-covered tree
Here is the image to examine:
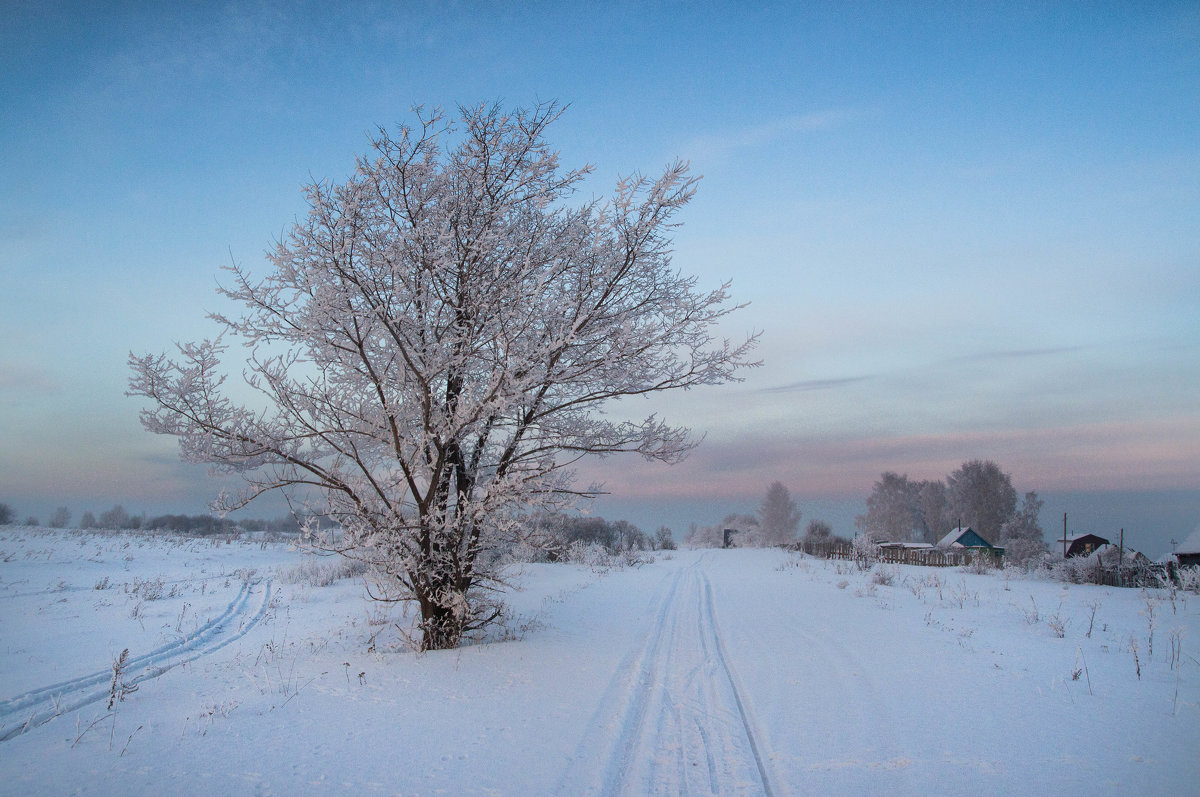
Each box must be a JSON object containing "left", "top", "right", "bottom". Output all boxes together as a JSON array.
[
  {"left": 128, "top": 102, "right": 757, "bottom": 650},
  {"left": 856, "top": 472, "right": 922, "bottom": 542},
  {"left": 98, "top": 505, "right": 131, "bottom": 530},
  {"left": 916, "top": 479, "right": 950, "bottom": 543},
  {"left": 0, "top": 503, "right": 13, "bottom": 525},
  {"left": 653, "top": 526, "right": 676, "bottom": 551},
  {"left": 1000, "top": 490, "right": 1046, "bottom": 566},
  {"left": 48, "top": 506, "right": 71, "bottom": 528},
  {"left": 79, "top": 510, "right": 97, "bottom": 529},
  {"left": 803, "top": 519, "right": 833, "bottom": 542},
  {"left": 947, "top": 460, "right": 1017, "bottom": 545},
  {"left": 757, "top": 481, "right": 800, "bottom": 546},
  {"left": 686, "top": 513, "right": 758, "bottom": 548}
]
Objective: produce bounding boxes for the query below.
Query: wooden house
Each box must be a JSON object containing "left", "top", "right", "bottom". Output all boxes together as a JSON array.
[
  {"left": 937, "top": 526, "right": 998, "bottom": 550},
  {"left": 1176, "top": 529, "right": 1200, "bottom": 568},
  {"left": 1054, "top": 533, "right": 1110, "bottom": 558}
]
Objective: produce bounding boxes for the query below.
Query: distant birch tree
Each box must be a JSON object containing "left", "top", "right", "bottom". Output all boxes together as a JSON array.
[
  {"left": 757, "top": 481, "right": 800, "bottom": 546},
  {"left": 128, "top": 102, "right": 757, "bottom": 650},
  {"left": 856, "top": 472, "right": 922, "bottom": 542},
  {"left": 1000, "top": 491, "right": 1047, "bottom": 565},
  {"left": 803, "top": 519, "right": 832, "bottom": 543},
  {"left": 947, "top": 460, "right": 1017, "bottom": 545}
]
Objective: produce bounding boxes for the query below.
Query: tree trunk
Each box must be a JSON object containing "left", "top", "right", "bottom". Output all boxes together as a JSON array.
[
  {"left": 419, "top": 602, "right": 464, "bottom": 650},
  {"left": 415, "top": 575, "right": 466, "bottom": 650}
]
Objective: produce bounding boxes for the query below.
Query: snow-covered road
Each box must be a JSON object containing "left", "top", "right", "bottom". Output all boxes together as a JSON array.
[{"left": 558, "top": 554, "right": 779, "bottom": 795}]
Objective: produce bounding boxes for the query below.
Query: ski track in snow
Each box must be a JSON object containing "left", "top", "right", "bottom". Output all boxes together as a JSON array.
[
  {"left": 559, "top": 554, "right": 782, "bottom": 796},
  {"left": 0, "top": 577, "right": 273, "bottom": 742}
]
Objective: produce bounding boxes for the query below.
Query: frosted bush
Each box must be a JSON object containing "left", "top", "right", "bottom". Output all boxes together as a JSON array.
[
  {"left": 277, "top": 557, "right": 366, "bottom": 588},
  {"left": 126, "top": 576, "right": 166, "bottom": 601},
  {"left": 504, "top": 539, "right": 553, "bottom": 564},
  {"left": 620, "top": 548, "right": 653, "bottom": 568},
  {"left": 870, "top": 566, "right": 896, "bottom": 586},
  {"left": 960, "top": 552, "right": 995, "bottom": 574},
  {"left": 1177, "top": 566, "right": 1200, "bottom": 595},
  {"left": 560, "top": 540, "right": 652, "bottom": 571},
  {"left": 564, "top": 540, "right": 610, "bottom": 569},
  {"left": 1051, "top": 556, "right": 1096, "bottom": 585},
  {"left": 852, "top": 535, "right": 879, "bottom": 571}
]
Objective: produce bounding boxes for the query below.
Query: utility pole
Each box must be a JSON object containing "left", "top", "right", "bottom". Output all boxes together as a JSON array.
[
  {"left": 1118, "top": 528, "right": 1124, "bottom": 588},
  {"left": 1063, "top": 513, "right": 1068, "bottom": 558}
]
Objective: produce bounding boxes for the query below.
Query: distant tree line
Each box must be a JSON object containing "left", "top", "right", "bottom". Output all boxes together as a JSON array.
[
  {"left": 0, "top": 500, "right": 306, "bottom": 536},
  {"left": 0, "top": 500, "right": 667, "bottom": 554},
  {"left": 528, "top": 513, "right": 675, "bottom": 558}
]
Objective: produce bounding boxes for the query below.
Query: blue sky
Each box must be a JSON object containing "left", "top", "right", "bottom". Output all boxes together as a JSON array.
[{"left": 2, "top": 2, "right": 1197, "bottom": 555}]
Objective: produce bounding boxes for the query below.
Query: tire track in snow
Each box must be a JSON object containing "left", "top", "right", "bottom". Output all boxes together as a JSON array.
[
  {"left": 0, "top": 578, "right": 272, "bottom": 742},
  {"left": 558, "top": 556, "right": 781, "bottom": 796},
  {"left": 699, "top": 571, "right": 782, "bottom": 797}
]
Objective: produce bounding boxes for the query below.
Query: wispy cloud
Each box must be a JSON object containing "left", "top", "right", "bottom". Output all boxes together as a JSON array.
[
  {"left": 758, "top": 345, "right": 1081, "bottom": 396},
  {"left": 682, "top": 108, "right": 873, "bottom": 162},
  {"left": 941, "top": 345, "right": 1088, "bottom": 365},
  {"left": 0, "top": 362, "right": 59, "bottom": 394},
  {"left": 761, "top": 375, "right": 874, "bottom": 394}
]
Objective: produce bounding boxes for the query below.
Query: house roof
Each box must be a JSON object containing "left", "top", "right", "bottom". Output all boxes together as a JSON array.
[
  {"left": 1176, "top": 529, "right": 1200, "bottom": 556},
  {"left": 937, "top": 527, "right": 964, "bottom": 547},
  {"left": 1086, "top": 543, "right": 1148, "bottom": 564},
  {"left": 937, "top": 526, "right": 998, "bottom": 549},
  {"left": 1054, "top": 533, "right": 1110, "bottom": 545},
  {"left": 937, "top": 527, "right": 970, "bottom": 548}
]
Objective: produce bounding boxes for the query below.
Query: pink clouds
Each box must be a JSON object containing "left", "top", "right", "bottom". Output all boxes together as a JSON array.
[{"left": 577, "top": 415, "right": 1200, "bottom": 503}]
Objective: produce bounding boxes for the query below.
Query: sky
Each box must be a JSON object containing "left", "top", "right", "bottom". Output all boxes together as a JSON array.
[{"left": 2, "top": 1, "right": 1197, "bottom": 556}]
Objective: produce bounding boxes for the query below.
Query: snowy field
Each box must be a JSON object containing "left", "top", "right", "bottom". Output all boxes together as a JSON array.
[{"left": 1, "top": 528, "right": 1196, "bottom": 796}]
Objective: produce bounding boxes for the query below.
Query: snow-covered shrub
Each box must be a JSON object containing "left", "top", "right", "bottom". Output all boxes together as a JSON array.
[
  {"left": 948, "top": 578, "right": 978, "bottom": 608},
  {"left": 620, "top": 548, "right": 653, "bottom": 568},
  {"left": 852, "top": 534, "right": 879, "bottom": 571},
  {"left": 1018, "top": 595, "right": 1039, "bottom": 624},
  {"left": 870, "top": 566, "right": 896, "bottom": 586},
  {"left": 564, "top": 540, "right": 611, "bottom": 569},
  {"left": 1176, "top": 565, "right": 1200, "bottom": 595},
  {"left": 127, "top": 576, "right": 166, "bottom": 601},
  {"left": 503, "top": 539, "right": 555, "bottom": 564},
  {"left": 1046, "top": 607, "right": 1068, "bottom": 638},
  {"left": 560, "top": 540, "right": 652, "bottom": 571},
  {"left": 961, "top": 551, "right": 996, "bottom": 574},
  {"left": 1051, "top": 556, "right": 1097, "bottom": 585},
  {"left": 277, "top": 557, "right": 366, "bottom": 588},
  {"left": 1003, "top": 536, "right": 1048, "bottom": 569}
]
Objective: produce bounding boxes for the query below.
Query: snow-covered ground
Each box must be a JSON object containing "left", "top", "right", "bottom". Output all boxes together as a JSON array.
[{"left": 1, "top": 528, "right": 1196, "bottom": 795}]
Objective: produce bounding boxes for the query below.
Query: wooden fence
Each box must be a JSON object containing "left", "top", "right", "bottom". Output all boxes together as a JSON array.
[
  {"left": 793, "top": 540, "right": 1001, "bottom": 568},
  {"left": 1060, "top": 560, "right": 1169, "bottom": 588},
  {"left": 794, "top": 540, "right": 1177, "bottom": 588}
]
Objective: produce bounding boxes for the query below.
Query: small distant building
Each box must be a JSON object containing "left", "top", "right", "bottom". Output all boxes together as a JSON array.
[
  {"left": 1175, "top": 529, "right": 1200, "bottom": 568},
  {"left": 937, "top": 526, "right": 998, "bottom": 550},
  {"left": 1090, "top": 543, "right": 1149, "bottom": 569},
  {"left": 1054, "top": 533, "right": 1110, "bottom": 558},
  {"left": 878, "top": 541, "right": 934, "bottom": 551}
]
